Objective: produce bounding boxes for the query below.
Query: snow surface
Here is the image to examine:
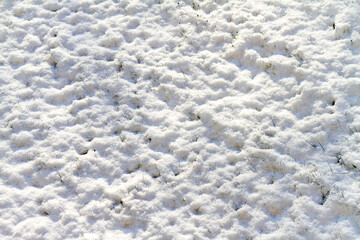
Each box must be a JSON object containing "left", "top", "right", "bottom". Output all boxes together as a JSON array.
[{"left": 0, "top": 0, "right": 360, "bottom": 239}]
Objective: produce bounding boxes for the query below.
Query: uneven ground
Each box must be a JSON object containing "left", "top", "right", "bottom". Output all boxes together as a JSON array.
[{"left": 0, "top": 0, "right": 360, "bottom": 239}]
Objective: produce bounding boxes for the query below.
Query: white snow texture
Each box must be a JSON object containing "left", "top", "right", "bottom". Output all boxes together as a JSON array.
[{"left": 0, "top": 0, "right": 360, "bottom": 239}]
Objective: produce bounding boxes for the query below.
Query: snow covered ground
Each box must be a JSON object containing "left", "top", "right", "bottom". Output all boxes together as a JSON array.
[{"left": 0, "top": 0, "right": 359, "bottom": 239}]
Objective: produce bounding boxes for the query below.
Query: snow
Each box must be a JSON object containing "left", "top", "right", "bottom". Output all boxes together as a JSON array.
[{"left": 0, "top": 0, "right": 359, "bottom": 239}]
